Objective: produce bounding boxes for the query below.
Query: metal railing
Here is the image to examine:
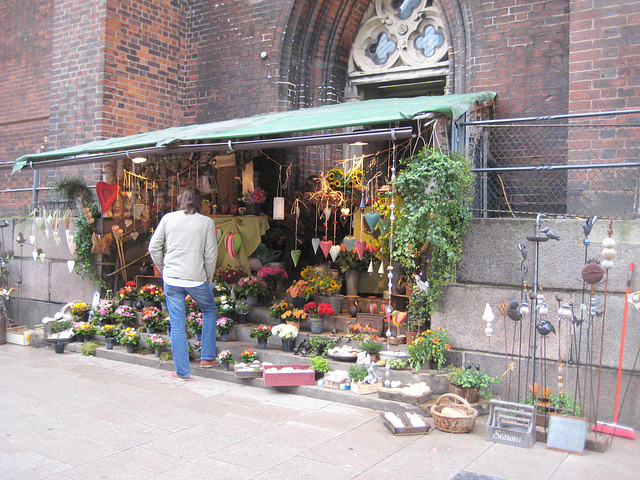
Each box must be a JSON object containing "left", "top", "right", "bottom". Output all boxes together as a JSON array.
[{"left": 463, "top": 110, "right": 640, "bottom": 219}]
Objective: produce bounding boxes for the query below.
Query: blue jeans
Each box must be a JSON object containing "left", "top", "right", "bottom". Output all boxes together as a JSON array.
[{"left": 163, "top": 281, "right": 217, "bottom": 378}]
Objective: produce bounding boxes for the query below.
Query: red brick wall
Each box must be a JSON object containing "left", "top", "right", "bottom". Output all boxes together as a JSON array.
[
  {"left": 460, "top": 0, "right": 570, "bottom": 118},
  {"left": 569, "top": 0, "right": 640, "bottom": 114},
  {"left": 102, "top": 0, "right": 186, "bottom": 136}
]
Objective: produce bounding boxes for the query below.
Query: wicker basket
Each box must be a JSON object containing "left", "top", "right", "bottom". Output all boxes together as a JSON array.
[{"left": 430, "top": 393, "right": 478, "bottom": 433}]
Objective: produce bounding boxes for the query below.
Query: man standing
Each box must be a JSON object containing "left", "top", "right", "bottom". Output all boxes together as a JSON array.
[{"left": 149, "top": 186, "right": 219, "bottom": 380}]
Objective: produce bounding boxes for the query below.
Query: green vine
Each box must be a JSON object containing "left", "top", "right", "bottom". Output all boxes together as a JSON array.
[
  {"left": 393, "top": 148, "right": 473, "bottom": 323},
  {"left": 74, "top": 203, "right": 105, "bottom": 287}
]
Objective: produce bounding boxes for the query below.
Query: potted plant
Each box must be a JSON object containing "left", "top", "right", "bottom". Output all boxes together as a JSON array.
[
  {"left": 113, "top": 304, "right": 136, "bottom": 326},
  {"left": 242, "top": 188, "right": 266, "bottom": 215},
  {"left": 235, "top": 298, "right": 249, "bottom": 324},
  {"left": 187, "top": 311, "right": 203, "bottom": 340},
  {"left": 140, "top": 306, "right": 164, "bottom": 333},
  {"left": 73, "top": 321, "right": 97, "bottom": 342},
  {"left": 240, "top": 349, "right": 258, "bottom": 363},
  {"left": 257, "top": 265, "right": 289, "bottom": 291},
  {"left": 213, "top": 265, "right": 246, "bottom": 290},
  {"left": 271, "top": 323, "right": 298, "bottom": 353},
  {"left": 216, "top": 316, "right": 234, "bottom": 341},
  {"left": 80, "top": 340, "right": 100, "bottom": 356},
  {"left": 304, "top": 301, "right": 334, "bottom": 334},
  {"left": 348, "top": 364, "right": 368, "bottom": 384},
  {"left": 117, "top": 281, "right": 138, "bottom": 305},
  {"left": 307, "top": 335, "right": 337, "bottom": 357},
  {"left": 215, "top": 294, "right": 235, "bottom": 319},
  {"left": 392, "top": 149, "right": 473, "bottom": 325},
  {"left": 300, "top": 265, "right": 343, "bottom": 314},
  {"left": 217, "top": 349, "right": 234, "bottom": 370},
  {"left": 145, "top": 333, "right": 169, "bottom": 356},
  {"left": 118, "top": 327, "right": 140, "bottom": 353},
  {"left": 69, "top": 301, "right": 91, "bottom": 321},
  {"left": 333, "top": 243, "right": 375, "bottom": 296},
  {"left": 250, "top": 324, "right": 272, "bottom": 349},
  {"left": 448, "top": 365, "right": 501, "bottom": 402},
  {"left": 405, "top": 288, "right": 429, "bottom": 343},
  {"left": 358, "top": 337, "right": 385, "bottom": 361},
  {"left": 92, "top": 299, "right": 116, "bottom": 326},
  {"left": 139, "top": 284, "right": 164, "bottom": 305},
  {"left": 286, "top": 279, "right": 310, "bottom": 306},
  {"left": 407, "top": 327, "right": 451, "bottom": 371},
  {"left": 236, "top": 276, "right": 269, "bottom": 305},
  {"left": 389, "top": 358, "right": 408, "bottom": 370},
  {"left": 99, "top": 324, "right": 120, "bottom": 349},
  {"left": 310, "top": 355, "right": 329, "bottom": 380}
]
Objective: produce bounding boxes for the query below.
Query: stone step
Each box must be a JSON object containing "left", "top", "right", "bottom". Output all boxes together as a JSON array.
[{"left": 63, "top": 339, "right": 489, "bottom": 417}]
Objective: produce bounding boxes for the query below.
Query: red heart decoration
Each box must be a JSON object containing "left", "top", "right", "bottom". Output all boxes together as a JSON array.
[
  {"left": 319, "top": 240, "right": 333, "bottom": 258},
  {"left": 96, "top": 182, "right": 119, "bottom": 214}
]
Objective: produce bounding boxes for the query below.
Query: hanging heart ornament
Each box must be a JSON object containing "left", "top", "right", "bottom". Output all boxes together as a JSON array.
[
  {"left": 95, "top": 181, "right": 119, "bottom": 214},
  {"left": 67, "top": 260, "right": 75, "bottom": 274},
  {"left": 354, "top": 241, "right": 367, "bottom": 260},
  {"left": 343, "top": 236, "right": 357, "bottom": 252},
  {"left": 364, "top": 212, "right": 380, "bottom": 232},
  {"left": 311, "top": 238, "right": 320, "bottom": 254},
  {"left": 329, "top": 245, "right": 341, "bottom": 262},
  {"left": 291, "top": 249, "right": 301, "bottom": 267},
  {"left": 319, "top": 240, "right": 333, "bottom": 258}
]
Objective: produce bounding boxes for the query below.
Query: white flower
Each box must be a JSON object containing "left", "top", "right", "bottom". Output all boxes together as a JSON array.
[{"left": 271, "top": 323, "right": 298, "bottom": 339}]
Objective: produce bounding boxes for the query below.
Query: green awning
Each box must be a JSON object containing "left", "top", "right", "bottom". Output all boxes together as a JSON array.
[{"left": 13, "top": 91, "right": 495, "bottom": 172}]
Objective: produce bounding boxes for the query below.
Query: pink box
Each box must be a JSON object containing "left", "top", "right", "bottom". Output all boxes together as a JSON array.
[{"left": 263, "top": 364, "right": 315, "bottom": 387}]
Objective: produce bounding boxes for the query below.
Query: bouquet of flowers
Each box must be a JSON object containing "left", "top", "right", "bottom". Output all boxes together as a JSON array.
[
  {"left": 145, "top": 333, "right": 168, "bottom": 349},
  {"left": 117, "top": 281, "right": 138, "bottom": 302},
  {"left": 271, "top": 323, "right": 298, "bottom": 340},
  {"left": 217, "top": 349, "right": 234, "bottom": 363},
  {"left": 250, "top": 324, "right": 272, "bottom": 339},
  {"left": 113, "top": 304, "right": 136, "bottom": 325},
  {"left": 236, "top": 276, "right": 269, "bottom": 298},
  {"left": 241, "top": 188, "right": 266, "bottom": 205},
  {"left": 99, "top": 324, "right": 119, "bottom": 338},
  {"left": 300, "top": 266, "right": 342, "bottom": 297},
  {"left": 240, "top": 349, "right": 257, "bottom": 363},
  {"left": 141, "top": 306, "right": 164, "bottom": 330},
  {"left": 187, "top": 311, "right": 203, "bottom": 333},
  {"left": 304, "top": 301, "right": 334, "bottom": 317},
  {"left": 0, "top": 286, "right": 16, "bottom": 301},
  {"left": 139, "top": 284, "right": 164, "bottom": 302},
  {"left": 118, "top": 327, "right": 140, "bottom": 346},
  {"left": 69, "top": 301, "right": 91, "bottom": 318},
  {"left": 92, "top": 299, "right": 116, "bottom": 324},
  {"left": 286, "top": 279, "right": 309, "bottom": 300},
  {"left": 407, "top": 327, "right": 451, "bottom": 370},
  {"left": 216, "top": 316, "right": 233, "bottom": 334}
]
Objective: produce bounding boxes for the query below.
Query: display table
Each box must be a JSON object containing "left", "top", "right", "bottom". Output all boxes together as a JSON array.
[{"left": 208, "top": 214, "right": 270, "bottom": 274}]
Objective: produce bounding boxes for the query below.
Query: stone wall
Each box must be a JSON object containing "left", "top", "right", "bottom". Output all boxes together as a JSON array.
[{"left": 433, "top": 217, "right": 640, "bottom": 428}]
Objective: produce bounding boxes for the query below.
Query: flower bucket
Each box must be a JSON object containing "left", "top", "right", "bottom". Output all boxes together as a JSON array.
[
  {"left": 345, "top": 270, "right": 361, "bottom": 297},
  {"left": 257, "top": 337, "right": 268, "bottom": 349},
  {"left": 318, "top": 295, "right": 343, "bottom": 316},
  {"left": 219, "top": 331, "right": 230, "bottom": 342},
  {"left": 125, "top": 344, "right": 135, "bottom": 353},
  {"left": 53, "top": 342, "right": 65, "bottom": 354},
  {"left": 105, "top": 337, "right": 115, "bottom": 350},
  {"left": 281, "top": 337, "right": 296, "bottom": 353},
  {"left": 309, "top": 317, "right": 324, "bottom": 334}
]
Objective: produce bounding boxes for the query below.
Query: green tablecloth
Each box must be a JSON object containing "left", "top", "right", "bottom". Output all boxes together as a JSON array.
[{"left": 210, "top": 215, "right": 270, "bottom": 274}]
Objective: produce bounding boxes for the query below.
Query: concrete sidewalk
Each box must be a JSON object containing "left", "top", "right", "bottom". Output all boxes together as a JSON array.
[{"left": 0, "top": 344, "right": 637, "bottom": 480}]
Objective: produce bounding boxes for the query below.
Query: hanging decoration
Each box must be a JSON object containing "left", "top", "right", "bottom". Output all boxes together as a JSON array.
[
  {"left": 319, "top": 240, "right": 333, "bottom": 258},
  {"left": 96, "top": 181, "right": 119, "bottom": 214},
  {"left": 225, "top": 233, "right": 242, "bottom": 258},
  {"left": 273, "top": 165, "right": 287, "bottom": 220},
  {"left": 91, "top": 232, "right": 113, "bottom": 255},
  {"left": 291, "top": 199, "right": 302, "bottom": 266}
]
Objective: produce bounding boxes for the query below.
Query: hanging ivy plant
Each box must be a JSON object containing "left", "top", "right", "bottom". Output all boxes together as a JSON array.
[
  {"left": 52, "top": 177, "right": 94, "bottom": 206},
  {"left": 393, "top": 148, "right": 473, "bottom": 322},
  {"left": 74, "top": 203, "right": 105, "bottom": 287}
]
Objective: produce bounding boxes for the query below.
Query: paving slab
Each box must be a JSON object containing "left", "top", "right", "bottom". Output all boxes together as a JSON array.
[{"left": 1, "top": 343, "right": 639, "bottom": 480}]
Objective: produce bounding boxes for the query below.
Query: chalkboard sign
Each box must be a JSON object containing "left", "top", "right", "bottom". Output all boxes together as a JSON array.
[{"left": 546, "top": 414, "right": 587, "bottom": 455}]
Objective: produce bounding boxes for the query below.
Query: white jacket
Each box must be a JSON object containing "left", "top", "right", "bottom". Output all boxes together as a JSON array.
[{"left": 148, "top": 210, "right": 218, "bottom": 283}]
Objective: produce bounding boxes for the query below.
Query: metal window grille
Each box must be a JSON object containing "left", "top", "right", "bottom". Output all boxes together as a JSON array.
[{"left": 463, "top": 110, "right": 640, "bottom": 219}]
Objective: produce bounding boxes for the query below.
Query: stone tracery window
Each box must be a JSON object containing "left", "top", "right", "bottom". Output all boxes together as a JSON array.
[{"left": 349, "top": 0, "right": 448, "bottom": 88}]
